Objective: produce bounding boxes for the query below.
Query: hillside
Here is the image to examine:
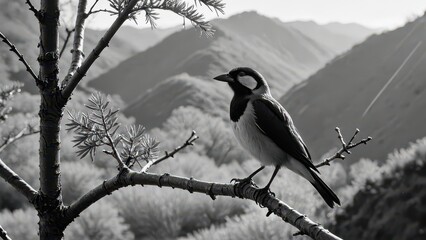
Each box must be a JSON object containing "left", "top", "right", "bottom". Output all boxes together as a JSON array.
[
  {"left": 331, "top": 138, "right": 426, "bottom": 240},
  {"left": 285, "top": 21, "right": 377, "bottom": 55},
  {"left": 280, "top": 14, "right": 426, "bottom": 164},
  {"left": 123, "top": 74, "right": 231, "bottom": 128},
  {"left": 0, "top": 0, "right": 174, "bottom": 93},
  {"left": 90, "top": 11, "right": 375, "bottom": 128}
]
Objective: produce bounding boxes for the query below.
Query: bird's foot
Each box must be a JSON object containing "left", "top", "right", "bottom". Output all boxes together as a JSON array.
[
  {"left": 253, "top": 186, "right": 275, "bottom": 206},
  {"left": 230, "top": 176, "right": 259, "bottom": 188}
]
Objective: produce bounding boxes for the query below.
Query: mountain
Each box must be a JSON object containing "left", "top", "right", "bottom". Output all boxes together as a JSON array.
[
  {"left": 89, "top": 11, "right": 375, "bottom": 128},
  {"left": 279, "top": 14, "right": 426, "bottom": 164},
  {"left": 0, "top": 0, "right": 175, "bottom": 93},
  {"left": 285, "top": 21, "right": 376, "bottom": 55}
]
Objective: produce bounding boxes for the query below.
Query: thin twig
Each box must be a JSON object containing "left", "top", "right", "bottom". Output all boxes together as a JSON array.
[
  {"left": 87, "top": 0, "right": 100, "bottom": 14},
  {"left": 0, "top": 32, "right": 39, "bottom": 83},
  {"left": 25, "top": 0, "right": 40, "bottom": 20},
  {"left": 140, "top": 130, "right": 199, "bottom": 172},
  {"left": 99, "top": 107, "right": 125, "bottom": 168},
  {"left": 85, "top": 0, "right": 116, "bottom": 16},
  {"left": 315, "top": 127, "right": 372, "bottom": 168},
  {"left": 59, "top": 28, "right": 75, "bottom": 59},
  {"left": 0, "top": 225, "right": 12, "bottom": 240},
  {"left": 0, "top": 126, "right": 40, "bottom": 153},
  {"left": 87, "top": 9, "right": 116, "bottom": 16}
]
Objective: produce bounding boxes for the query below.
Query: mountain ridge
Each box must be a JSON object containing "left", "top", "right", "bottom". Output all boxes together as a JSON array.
[{"left": 280, "top": 14, "right": 426, "bottom": 164}]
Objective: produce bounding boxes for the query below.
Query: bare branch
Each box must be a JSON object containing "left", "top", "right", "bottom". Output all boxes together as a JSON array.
[
  {"left": 0, "top": 32, "right": 40, "bottom": 84},
  {"left": 25, "top": 0, "right": 40, "bottom": 20},
  {"left": 87, "top": 9, "right": 116, "bottom": 16},
  {"left": 0, "top": 125, "right": 40, "bottom": 153},
  {"left": 65, "top": 170, "right": 341, "bottom": 240},
  {"left": 0, "top": 225, "right": 12, "bottom": 240},
  {"left": 59, "top": 28, "right": 75, "bottom": 59},
  {"left": 61, "top": 0, "right": 141, "bottom": 100},
  {"left": 315, "top": 127, "right": 372, "bottom": 168},
  {"left": 87, "top": 0, "right": 100, "bottom": 14},
  {"left": 0, "top": 157, "right": 38, "bottom": 203},
  {"left": 62, "top": 0, "right": 89, "bottom": 85},
  {"left": 140, "top": 130, "right": 199, "bottom": 172}
]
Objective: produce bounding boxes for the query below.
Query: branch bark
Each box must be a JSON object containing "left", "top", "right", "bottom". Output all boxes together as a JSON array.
[
  {"left": 0, "top": 158, "right": 38, "bottom": 203},
  {"left": 61, "top": 0, "right": 141, "bottom": 99},
  {"left": 63, "top": 0, "right": 88, "bottom": 83},
  {"left": 0, "top": 225, "right": 12, "bottom": 240},
  {"left": 65, "top": 170, "right": 341, "bottom": 240}
]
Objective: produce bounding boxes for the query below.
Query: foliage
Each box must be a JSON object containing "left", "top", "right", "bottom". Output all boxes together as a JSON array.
[
  {"left": 119, "top": 0, "right": 223, "bottom": 35},
  {"left": 152, "top": 106, "right": 249, "bottom": 165},
  {"left": 64, "top": 200, "right": 134, "bottom": 240},
  {"left": 61, "top": 161, "right": 105, "bottom": 204},
  {"left": 331, "top": 137, "right": 426, "bottom": 240},
  {"left": 66, "top": 93, "right": 159, "bottom": 167},
  {"left": 0, "top": 208, "right": 38, "bottom": 240}
]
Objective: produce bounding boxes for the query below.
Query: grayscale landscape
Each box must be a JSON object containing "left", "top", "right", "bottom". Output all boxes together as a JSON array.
[{"left": 0, "top": 0, "right": 425, "bottom": 240}]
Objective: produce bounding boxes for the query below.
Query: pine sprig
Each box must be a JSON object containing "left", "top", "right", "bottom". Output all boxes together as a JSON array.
[
  {"left": 66, "top": 93, "right": 158, "bottom": 168},
  {"left": 120, "top": 125, "right": 159, "bottom": 168},
  {"left": 106, "top": 0, "right": 225, "bottom": 36},
  {"left": 66, "top": 93, "right": 121, "bottom": 161}
]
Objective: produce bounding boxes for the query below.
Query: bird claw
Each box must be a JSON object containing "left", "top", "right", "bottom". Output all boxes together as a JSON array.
[{"left": 230, "top": 177, "right": 258, "bottom": 188}]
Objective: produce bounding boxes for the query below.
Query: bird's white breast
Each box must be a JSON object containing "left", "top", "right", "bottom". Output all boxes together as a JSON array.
[{"left": 232, "top": 102, "right": 287, "bottom": 166}]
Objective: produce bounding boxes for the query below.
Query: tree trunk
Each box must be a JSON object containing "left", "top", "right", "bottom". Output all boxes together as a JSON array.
[{"left": 37, "top": 0, "right": 65, "bottom": 239}]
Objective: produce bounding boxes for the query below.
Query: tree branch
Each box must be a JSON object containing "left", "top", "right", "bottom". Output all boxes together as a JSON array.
[
  {"left": 59, "top": 28, "right": 75, "bottom": 59},
  {"left": 0, "top": 32, "right": 40, "bottom": 84},
  {"left": 315, "top": 127, "right": 372, "bottom": 168},
  {"left": 62, "top": 0, "right": 89, "bottom": 85},
  {"left": 140, "top": 130, "right": 198, "bottom": 172},
  {"left": 0, "top": 157, "right": 38, "bottom": 203},
  {"left": 64, "top": 169, "right": 341, "bottom": 240},
  {"left": 0, "top": 125, "right": 40, "bottom": 153},
  {"left": 61, "top": 0, "right": 141, "bottom": 100},
  {"left": 25, "top": 0, "right": 41, "bottom": 20},
  {"left": 0, "top": 225, "right": 12, "bottom": 240}
]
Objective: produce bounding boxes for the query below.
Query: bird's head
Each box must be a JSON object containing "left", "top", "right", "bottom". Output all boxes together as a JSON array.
[{"left": 213, "top": 67, "right": 270, "bottom": 96}]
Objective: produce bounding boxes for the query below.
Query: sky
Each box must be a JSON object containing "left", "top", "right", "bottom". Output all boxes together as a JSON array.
[{"left": 87, "top": 0, "right": 426, "bottom": 30}]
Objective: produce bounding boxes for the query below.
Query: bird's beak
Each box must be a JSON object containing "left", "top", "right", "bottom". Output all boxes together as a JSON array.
[{"left": 213, "top": 74, "right": 234, "bottom": 83}]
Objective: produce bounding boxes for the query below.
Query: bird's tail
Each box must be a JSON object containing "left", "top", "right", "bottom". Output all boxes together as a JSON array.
[{"left": 309, "top": 169, "right": 341, "bottom": 208}]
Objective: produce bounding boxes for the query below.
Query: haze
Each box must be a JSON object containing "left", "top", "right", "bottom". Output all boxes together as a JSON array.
[{"left": 87, "top": 0, "right": 426, "bottom": 30}]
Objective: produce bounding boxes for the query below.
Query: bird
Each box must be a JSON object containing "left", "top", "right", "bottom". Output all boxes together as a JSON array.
[{"left": 213, "top": 67, "right": 340, "bottom": 208}]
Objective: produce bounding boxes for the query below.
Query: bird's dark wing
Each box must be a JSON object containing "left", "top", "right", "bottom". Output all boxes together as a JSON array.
[{"left": 252, "top": 97, "right": 318, "bottom": 172}]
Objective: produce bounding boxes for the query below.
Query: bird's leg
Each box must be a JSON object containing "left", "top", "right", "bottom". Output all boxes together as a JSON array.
[
  {"left": 231, "top": 166, "right": 265, "bottom": 187},
  {"left": 254, "top": 166, "right": 280, "bottom": 204}
]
